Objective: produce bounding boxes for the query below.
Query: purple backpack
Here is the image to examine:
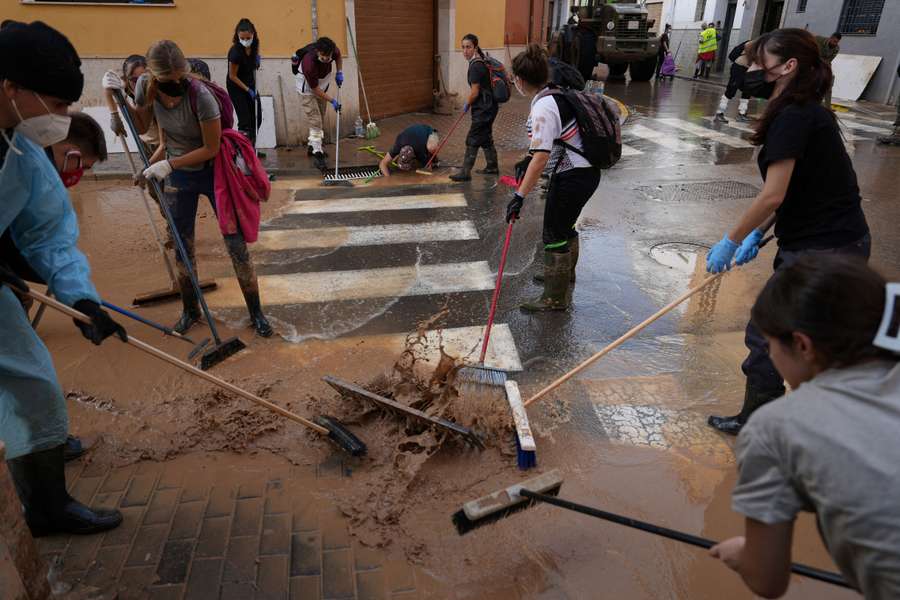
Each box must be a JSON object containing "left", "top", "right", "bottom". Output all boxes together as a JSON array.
[{"left": 187, "top": 78, "right": 235, "bottom": 131}]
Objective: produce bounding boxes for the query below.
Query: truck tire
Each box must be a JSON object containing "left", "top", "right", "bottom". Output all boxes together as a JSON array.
[
  {"left": 629, "top": 56, "right": 657, "bottom": 82},
  {"left": 609, "top": 63, "right": 629, "bottom": 80}
]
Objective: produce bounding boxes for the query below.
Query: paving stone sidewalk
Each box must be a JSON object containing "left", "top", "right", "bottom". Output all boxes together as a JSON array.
[{"left": 41, "top": 452, "right": 434, "bottom": 600}]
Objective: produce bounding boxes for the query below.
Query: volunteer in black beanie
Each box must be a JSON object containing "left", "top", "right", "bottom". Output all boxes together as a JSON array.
[{"left": 0, "top": 20, "right": 84, "bottom": 104}]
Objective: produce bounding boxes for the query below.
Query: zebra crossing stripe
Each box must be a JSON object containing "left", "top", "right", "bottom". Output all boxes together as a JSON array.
[
  {"left": 281, "top": 193, "right": 468, "bottom": 215},
  {"left": 627, "top": 123, "right": 700, "bottom": 152},
  {"left": 656, "top": 118, "right": 754, "bottom": 148},
  {"left": 702, "top": 117, "right": 755, "bottom": 135},
  {"left": 256, "top": 221, "right": 479, "bottom": 250},
  {"left": 621, "top": 144, "right": 643, "bottom": 156},
  {"left": 838, "top": 116, "right": 892, "bottom": 134},
  {"left": 207, "top": 261, "right": 494, "bottom": 306}
]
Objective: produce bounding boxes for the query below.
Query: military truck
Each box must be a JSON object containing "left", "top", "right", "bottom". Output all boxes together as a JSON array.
[{"left": 550, "top": 1, "right": 661, "bottom": 82}]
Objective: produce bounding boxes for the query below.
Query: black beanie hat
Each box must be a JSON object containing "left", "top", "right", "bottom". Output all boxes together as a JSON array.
[{"left": 0, "top": 21, "right": 83, "bottom": 103}]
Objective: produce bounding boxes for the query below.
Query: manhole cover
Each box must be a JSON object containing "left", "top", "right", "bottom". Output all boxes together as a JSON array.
[
  {"left": 635, "top": 180, "right": 760, "bottom": 202},
  {"left": 649, "top": 242, "right": 706, "bottom": 273}
]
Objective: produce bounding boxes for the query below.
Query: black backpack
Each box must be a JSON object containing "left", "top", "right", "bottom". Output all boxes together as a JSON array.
[
  {"left": 539, "top": 87, "right": 622, "bottom": 170},
  {"left": 291, "top": 43, "right": 316, "bottom": 75},
  {"left": 549, "top": 57, "right": 586, "bottom": 90},
  {"left": 472, "top": 54, "right": 511, "bottom": 103}
]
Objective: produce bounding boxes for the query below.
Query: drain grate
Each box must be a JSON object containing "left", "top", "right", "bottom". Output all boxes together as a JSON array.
[{"left": 635, "top": 180, "right": 760, "bottom": 203}]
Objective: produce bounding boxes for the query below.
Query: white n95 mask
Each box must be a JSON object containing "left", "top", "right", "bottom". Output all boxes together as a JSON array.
[{"left": 12, "top": 92, "right": 71, "bottom": 147}]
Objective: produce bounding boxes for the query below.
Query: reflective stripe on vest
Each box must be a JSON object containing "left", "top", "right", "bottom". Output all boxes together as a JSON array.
[{"left": 699, "top": 29, "right": 718, "bottom": 54}]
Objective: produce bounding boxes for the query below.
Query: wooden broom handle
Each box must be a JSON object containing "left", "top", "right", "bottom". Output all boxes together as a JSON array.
[
  {"left": 26, "top": 289, "right": 329, "bottom": 435},
  {"left": 524, "top": 273, "right": 725, "bottom": 407}
]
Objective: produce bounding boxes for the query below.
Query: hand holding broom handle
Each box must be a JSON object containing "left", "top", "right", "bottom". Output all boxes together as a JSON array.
[
  {"left": 420, "top": 109, "right": 467, "bottom": 172},
  {"left": 26, "top": 288, "right": 329, "bottom": 435},
  {"left": 520, "top": 489, "right": 849, "bottom": 588},
  {"left": 524, "top": 272, "right": 725, "bottom": 407}
]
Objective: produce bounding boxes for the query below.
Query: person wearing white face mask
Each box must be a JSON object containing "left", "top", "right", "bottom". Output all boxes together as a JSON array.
[
  {"left": 227, "top": 18, "right": 262, "bottom": 147},
  {"left": 0, "top": 21, "right": 125, "bottom": 538},
  {"left": 506, "top": 44, "right": 600, "bottom": 312},
  {"left": 291, "top": 36, "right": 343, "bottom": 169}
]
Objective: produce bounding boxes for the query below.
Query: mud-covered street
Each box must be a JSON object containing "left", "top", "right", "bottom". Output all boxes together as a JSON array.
[{"left": 26, "top": 76, "right": 900, "bottom": 599}]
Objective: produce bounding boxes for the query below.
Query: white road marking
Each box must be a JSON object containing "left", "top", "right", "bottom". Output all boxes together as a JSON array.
[
  {"left": 621, "top": 144, "right": 643, "bottom": 156},
  {"left": 256, "top": 221, "right": 479, "bottom": 250},
  {"left": 281, "top": 193, "right": 468, "bottom": 215},
  {"left": 656, "top": 118, "right": 753, "bottom": 148},
  {"left": 702, "top": 116, "right": 756, "bottom": 134},
  {"left": 838, "top": 116, "right": 892, "bottom": 134},
  {"left": 208, "top": 261, "right": 494, "bottom": 306},
  {"left": 436, "top": 324, "right": 523, "bottom": 372},
  {"left": 626, "top": 123, "right": 700, "bottom": 152}
]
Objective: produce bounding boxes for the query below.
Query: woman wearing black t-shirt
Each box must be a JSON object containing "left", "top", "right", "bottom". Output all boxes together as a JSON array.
[
  {"left": 450, "top": 34, "right": 500, "bottom": 181},
  {"left": 227, "top": 18, "right": 261, "bottom": 145},
  {"left": 705, "top": 28, "right": 870, "bottom": 435}
]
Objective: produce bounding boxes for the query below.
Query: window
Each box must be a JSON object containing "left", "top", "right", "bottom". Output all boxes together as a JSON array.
[
  {"left": 797, "top": 0, "right": 808, "bottom": 12},
  {"left": 838, "top": 0, "right": 885, "bottom": 35},
  {"left": 694, "top": 0, "right": 707, "bottom": 22}
]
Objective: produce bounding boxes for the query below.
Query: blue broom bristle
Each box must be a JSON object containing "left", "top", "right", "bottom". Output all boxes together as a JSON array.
[{"left": 515, "top": 432, "right": 536, "bottom": 470}]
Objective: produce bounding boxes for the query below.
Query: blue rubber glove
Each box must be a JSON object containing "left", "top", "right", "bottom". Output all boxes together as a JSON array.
[
  {"left": 335, "top": 71, "right": 344, "bottom": 87},
  {"left": 330, "top": 98, "right": 341, "bottom": 112},
  {"left": 463, "top": 103, "right": 470, "bottom": 114},
  {"left": 247, "top": 88, "right": 257, "bottom": 100},
  {"left": 734, "top": 229, "right": 764, "bottom": 266},
  {"left": 706, "top": 235, "right": 739, "bottom": 273}
]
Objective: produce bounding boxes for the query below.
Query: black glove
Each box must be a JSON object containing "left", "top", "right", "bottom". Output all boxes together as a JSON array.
[
  {"left": 514, "top": 155, "right": 532, "bottom": 184},
  {"left": 0, "top": 263, "right": 29, "bottom": 294},
  {"left": 73, "top": 299, "right": 127, "bottom": 345},
  {"left": 506, "top": 192, "right": 524, "bottom": 223}
]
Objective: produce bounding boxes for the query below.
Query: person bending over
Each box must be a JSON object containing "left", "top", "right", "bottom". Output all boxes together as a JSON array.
[{"left": 379, "top": 124, "right": 440, "bottom": 177}]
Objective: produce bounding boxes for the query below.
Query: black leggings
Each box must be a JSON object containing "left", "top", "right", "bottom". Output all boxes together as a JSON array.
[
  {"left": 724, "top": 63, "right": 749, "bottom": 100},
  {"left": 228, "top": 87, "right": 262, "bottom": 143},
  {"left": 542, "top": 167, "right": 601, "bottom": 250}
]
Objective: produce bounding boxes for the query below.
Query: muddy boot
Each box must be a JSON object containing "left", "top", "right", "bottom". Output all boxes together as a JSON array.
[
  {"left": 173, "top": 275, "right": 201, "bottom": 334},
  {"left": 707, "top": 383, "right": 784, "bottom": 435},
  {"left": 878, "top": 130, "right": 900, "bottom": 145},
  {"left": 534, "top": 235, "right": 578, "bottom": 284},
  {"left": 450, "top": 145, "right": 478, "bottom": 182},
  {"left": 521, "top": 250, "right": 572, "bottom": 312},
  {"left": 476, "top": 144, "right": 499, "bottom": 175},
  {"left": 7, "top": 445, "right": 122, "bottom": 537},
  {"left": 313, "top": 151, "right": 327, "bottom": 171},
  {"left": 225, "top": 234, "right": 273, "bottom": 338}
]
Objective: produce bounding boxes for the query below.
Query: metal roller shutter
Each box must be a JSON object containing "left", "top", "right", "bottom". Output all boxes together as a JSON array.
[{"left": 354, "top": 0, "right": 435, "bottom": 119}]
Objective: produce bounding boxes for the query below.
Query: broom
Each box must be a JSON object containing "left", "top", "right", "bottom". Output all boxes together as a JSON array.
[
  {"left": 451, "top": 470, "right": 849, "bottom": 588},
  {"left": 346, "top": 17, "right": 379, "bottom": 139}
]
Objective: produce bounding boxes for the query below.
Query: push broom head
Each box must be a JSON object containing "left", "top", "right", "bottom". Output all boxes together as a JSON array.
[
  {"left": 200, "top": 336, "right": 246, "bottom": 371},
  {"left": 314, "top": 415, "right": 367, "bottom": 457},
  {"left": 456, "top": 364, "right": 507, "bottom": 387},
  {"left": 366, "top": 121, "right": 380, "bottom": 139},
  {"left": 452, "top": 469, "right": 563, "bottom": 535}
]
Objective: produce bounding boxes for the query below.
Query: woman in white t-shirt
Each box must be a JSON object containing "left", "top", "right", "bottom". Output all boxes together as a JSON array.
[
  {"left": 710, "top": 255, "right": 900, "bottom": 599},
  {"left": 507, "top": 44, "right": 600, "bottom": 312}
]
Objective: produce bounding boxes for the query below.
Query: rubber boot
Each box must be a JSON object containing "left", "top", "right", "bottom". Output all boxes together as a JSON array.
[
  {"left": 224, "top": 234, "right": 273, "bottom": 337},
  {"left": 450, "top": 145, "right": 478, "bottom": 182},
  {"left": 534, "top": 235, "right": 578, "bottom": 283},
  {"left": 7, "top": 445, "right": 122, "bottom": 537},
  {"left": 714, "top": 112, "right": 728, "bottom": 123},
  {"left": 707, "top": 383, "right": 785, "bottom": 435},
  {"left": 521, "top": 250, "right": 572, "bottom": 312},
  {"left": 878, "top": 130, "right": 900, "bottom": 145},
  {"left": 476, "top": 144, "right": 499, "bottom": 175},
  {"left": 173, "top": 274, "right": 201, "bottom": 334}
]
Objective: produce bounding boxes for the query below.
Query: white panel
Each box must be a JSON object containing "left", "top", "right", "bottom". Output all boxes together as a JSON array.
[{"left": 831, "top": 55, "right": 882, "bottom": 102}]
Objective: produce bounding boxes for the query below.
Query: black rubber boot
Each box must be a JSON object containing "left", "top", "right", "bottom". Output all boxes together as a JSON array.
[
  {"left": 224, "top": 234, "right": 273, "bottom": 338},
  {"left": 313, "top": 151, "right": 327, "bottom": 171},
  {"left": 878, "top": 131, "right": 900, "bottom": 145},
  {"left": 521, "top": 250, "right": 572, "bottom": 312},
  {"left": 714, "top": 112, "right": 728, "bottom": 123},
  {"left": 450, "top": 145, "right": 478, "bottom": 182},
  {"left": 173, "top": 274, "right": 201, "bottom": 334},
  {"left": 534, "top": 235, "right": 578, "bottom": 284},
  {"left": 63, "top": 435, "right": 85, "bottom": 462},
  {"left": 707, "top": 383, "right": 785, "bottom": 435},
  {"left": 7, "top": 445, "right": 122, "bottom": 537},
  {"left": 476, "top": 144, "right": 499, "bottom": 175}
]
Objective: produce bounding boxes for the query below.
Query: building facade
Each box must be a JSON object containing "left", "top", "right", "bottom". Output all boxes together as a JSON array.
[{"left": 7, "top": 0, "right": 550, "bottom": 145}]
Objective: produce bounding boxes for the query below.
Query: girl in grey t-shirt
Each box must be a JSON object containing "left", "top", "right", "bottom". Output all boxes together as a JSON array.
[{"left": 710, "top": 255, "right": 900, "bottom": 599}]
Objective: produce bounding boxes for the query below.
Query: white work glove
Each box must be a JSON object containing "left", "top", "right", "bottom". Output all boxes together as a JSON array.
[
  {"left": 142, "top": 160, "right": 172, "bottom": 181},
  {"left": 102, "top": 70, "right": 125, "bottom": 91}
]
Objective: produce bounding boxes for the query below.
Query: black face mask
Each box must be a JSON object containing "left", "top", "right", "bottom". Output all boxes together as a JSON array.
[
  {"left": 157, "top": 78, "right": 189, "bottom": 97},
  {"left": 743, "top": 70, "right": 776, "bottom": 99}
]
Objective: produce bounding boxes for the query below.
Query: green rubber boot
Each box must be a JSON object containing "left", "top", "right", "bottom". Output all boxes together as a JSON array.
[
  {"left": 521, "top": 250, "right": 572, "bottom": 312},
  {"left": 534, "top": 235, "right": 578, "bottom": 284},
  {"left": 449, "top": 145, "right": 478, "bottom": 182}
]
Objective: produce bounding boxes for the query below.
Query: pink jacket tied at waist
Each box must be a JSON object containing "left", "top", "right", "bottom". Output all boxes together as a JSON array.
[{"left": 213, "top": 129, "right": 270, "bottom": 243}]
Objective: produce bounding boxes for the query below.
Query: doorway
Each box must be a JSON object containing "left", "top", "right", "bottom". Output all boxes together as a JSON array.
[
  {"left": 760, "top": 0, "right": 784, "bottom": 34},
  {"left": 716, "top": 0, "right": 737, "bottom": 72}
]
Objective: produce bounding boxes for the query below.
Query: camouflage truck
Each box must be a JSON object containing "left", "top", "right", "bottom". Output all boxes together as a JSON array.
[{"left": 550, "top": 1, "right": 660, "bottom": 82}]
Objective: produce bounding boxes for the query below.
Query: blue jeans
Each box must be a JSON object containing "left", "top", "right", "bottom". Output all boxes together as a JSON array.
[
  {"left": 164, "top": 165, "right": 216, "bottom": 271},
  {"left": 742, "top": 233, "right": 872, "bottom": 392}
]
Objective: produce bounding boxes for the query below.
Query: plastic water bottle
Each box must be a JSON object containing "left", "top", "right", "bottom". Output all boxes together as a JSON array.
[{"left": 354, "top": 116, "right": 364, "bottom": 138}]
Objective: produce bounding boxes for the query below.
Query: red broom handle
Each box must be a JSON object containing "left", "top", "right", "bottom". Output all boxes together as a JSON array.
[
  {"left": 424, "top": 109, "right": 468, "bottom": 170},
  {"left": 479, "top": 220, "right": 515, "bottom": 364}
]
